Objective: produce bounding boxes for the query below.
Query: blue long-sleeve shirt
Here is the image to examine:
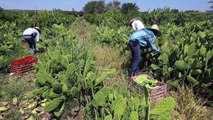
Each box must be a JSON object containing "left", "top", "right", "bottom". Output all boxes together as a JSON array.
[{"left": 129, "top": 29, "right": 160, "bottom": 52}]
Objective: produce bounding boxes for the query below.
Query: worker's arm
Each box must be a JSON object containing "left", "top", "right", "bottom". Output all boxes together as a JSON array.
[
  {"left": 131, "top": 22, "right": 137, "bottom": 31},
  {"left": 35, "top": 31, "right": 40, "bottom": 42},
  {"left": 146, "top": 37, "right": 160, "bottom": 53}
]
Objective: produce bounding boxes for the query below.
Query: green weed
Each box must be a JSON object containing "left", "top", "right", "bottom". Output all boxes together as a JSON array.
[
  {"left": 3, "top": 112, "right": 21, "bottom": 120},
  {"left": 1, "top": 74, "right": 34, "bottom": 100}
]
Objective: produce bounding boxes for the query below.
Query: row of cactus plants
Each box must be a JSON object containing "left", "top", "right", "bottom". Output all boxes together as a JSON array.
[
  {"left": 153, "top": 21, "right": 213, "bottom": 92},
  {"left": 26, "top": 24, "right": 116, "bottom": 118},
  {"left": 0, "top": 22, "right": 28, "bottom": 72}
]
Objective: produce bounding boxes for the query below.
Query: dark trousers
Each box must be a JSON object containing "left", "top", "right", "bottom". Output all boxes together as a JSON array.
[
  {"left": 129, "top": 40, "right": 141, "bottom": 77},
  {"left": 23, "top": 35, "right": 36, "bottom": 50}
]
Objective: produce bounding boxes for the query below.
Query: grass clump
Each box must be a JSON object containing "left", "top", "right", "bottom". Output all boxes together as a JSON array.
[
  {"left": 169, "top": 86, "right": 209, "bottom": 120},
  {"left": 93, "top": 44, "right": 128, "bottom": 72}
]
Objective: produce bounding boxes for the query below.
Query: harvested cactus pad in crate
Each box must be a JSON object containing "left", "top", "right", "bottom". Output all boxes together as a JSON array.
[{"left": 131, "top": 74, "right": 167, "bottom": 103}]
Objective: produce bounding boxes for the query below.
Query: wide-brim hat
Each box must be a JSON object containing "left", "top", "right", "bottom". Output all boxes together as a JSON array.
[{"left": 147, "top": 24, "right": 161, "bottom": 36}]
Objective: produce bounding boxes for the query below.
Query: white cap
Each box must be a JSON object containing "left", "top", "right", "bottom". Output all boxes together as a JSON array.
[{"left": 35, "top": 27, "right": 40, "bottom": 30}]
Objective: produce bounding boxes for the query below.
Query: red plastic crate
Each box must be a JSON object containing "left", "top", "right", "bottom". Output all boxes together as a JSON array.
[
  {"left": 11, "top": 56, "right": 38, "bottom": 75},
  {"left": 130, "top": 74, "right": 167, "bottom": 103}
]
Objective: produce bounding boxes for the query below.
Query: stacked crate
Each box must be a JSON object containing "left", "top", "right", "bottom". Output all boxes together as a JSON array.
[{"left": 11, "top": 56, "right": 38, "bottom": 75}]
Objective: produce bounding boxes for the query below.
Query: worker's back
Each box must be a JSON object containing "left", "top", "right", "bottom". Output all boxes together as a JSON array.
[
  {"left": 23, "top": 28, "right": 37, "bottom": 35},
  {"left": 132, "top": 20, "right": 145, "bottom": 31}
]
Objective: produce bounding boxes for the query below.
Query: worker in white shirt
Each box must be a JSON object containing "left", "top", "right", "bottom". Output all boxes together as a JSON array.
[
  {"left": 22, "top": 27, "right": 40, "bottom": 54},
  {"left": 129, "top": 18, "right": 145, "bottom": 31}
]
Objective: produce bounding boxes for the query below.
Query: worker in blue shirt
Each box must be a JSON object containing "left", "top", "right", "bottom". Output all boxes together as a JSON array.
[{"left": 129, "top": 24, "right": 161, "bottom": 77}]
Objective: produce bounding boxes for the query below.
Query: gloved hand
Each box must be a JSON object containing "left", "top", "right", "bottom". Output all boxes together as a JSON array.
[{"left": 153, "top": 50, "right": 160, "bottom": 56}]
